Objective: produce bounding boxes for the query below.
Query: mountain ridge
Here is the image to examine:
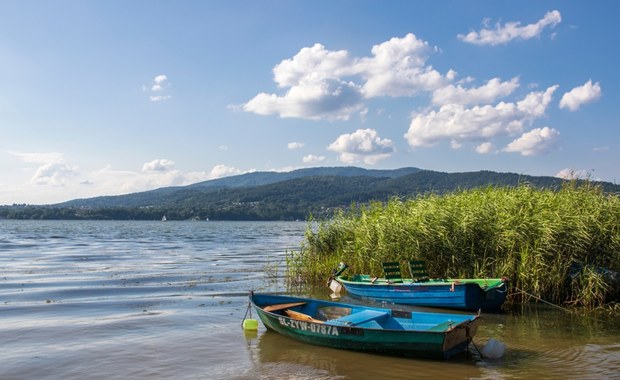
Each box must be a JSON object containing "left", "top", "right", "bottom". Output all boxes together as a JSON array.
[{"left": 2, "top": 166, "right": 618, "bottom": 220}]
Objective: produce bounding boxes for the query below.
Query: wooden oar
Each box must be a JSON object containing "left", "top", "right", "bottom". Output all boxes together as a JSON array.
[
  {"left": 284, "top": 309, "right": 324, "bottom": 323},
  {"left": 263, "top": 302, "right": 306, "bottom": 312}
]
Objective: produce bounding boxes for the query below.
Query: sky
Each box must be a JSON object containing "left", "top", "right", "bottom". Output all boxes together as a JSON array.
[{"left": 1, "top": 1, "right": 619, "bottom": 205}]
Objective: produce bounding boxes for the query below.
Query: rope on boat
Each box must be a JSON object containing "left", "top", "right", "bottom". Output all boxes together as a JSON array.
[
  {"left": 513, "top": 286, "right": 572, "bottom": 313},
  {"left": 466, "top": 325, "right": 484, "bottom": 359},
  {"left": 242, "top": 295, "right": 253, "bottom": 327}
]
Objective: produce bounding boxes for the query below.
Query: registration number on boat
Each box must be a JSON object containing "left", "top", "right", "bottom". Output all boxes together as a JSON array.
[{"left": 278, "top": 317, "right": 339, "bottom": 336}]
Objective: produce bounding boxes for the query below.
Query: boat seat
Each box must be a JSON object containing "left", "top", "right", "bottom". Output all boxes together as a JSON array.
[
  {"left": 382, "top": 261, "right": 403, "bottom": 283},
  {"left": 427, "top": 319, "right": 457, "bottom": 332},
  {"left": 263, "top": 302, "right": 306, "bottom": 312},
  {"left": 408, "top": 260, "right": 430, "bottom": 282},
  {"left": 325, "top": 309, "right": 389, "bottom": 326}
]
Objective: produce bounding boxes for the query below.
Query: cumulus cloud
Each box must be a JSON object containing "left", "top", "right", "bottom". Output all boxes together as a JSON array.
[
  {"left": 432, "top": 77, "right": 520, "bottom": 106},
  {"left": 503, "top": 127, "right": 560, "bottom": 156},
  {"left": 145, "top": 74, "right": 171, "bottom": 102},
  {"left": 355, "top": 33, "right": 447, "bottom": 98},
  {"left": 7, "top": 151, "right": 79, "bottom": 187},
  {"left": 152, "top": 75, "right": 168, "bottom": 91},
  {"left": 458, "top": 10, "right": 562, "bottom": 46},
  {"left": 302, "top": 154, "right": 326, "bottom": 163},
  {"left": 142, "top": 159, "right": 175, "bottom": 172},
  {"left": 475, "top": 142, "right": 494, "bottom": 154},
  {"left": 243, "top": 43, "right": 364, "bottom": 120},
  {"left": 328, "top": 128, "right": 395, "bottom": 164},
  {"left": 31, "top": 163, "right": 79, "bottom": 186},
  {"left": 288, "top": 142, "right": 305, "bottom": 150},
  {"left": 243, "top": 34, "right": 451, "bottom": 120},
  {"left": 209, "top": 164, "right": 245, "bottom": 179},
  {"left": 405, "top": 85, "right": 558, "bottom": 147},
  {"left": 559, "top": 80, "right": 602, "bottom": 111}
]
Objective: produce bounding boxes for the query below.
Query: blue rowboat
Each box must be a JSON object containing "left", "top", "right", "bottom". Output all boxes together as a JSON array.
[
  {"left": 249, "top": 292, "right": 481, "bottom": 359},
  {"left": 331, "top": 261, "right": 508, "bottom": 311},
  {"left": 335, "top": 275, "right": 508, "bottom": 311}
]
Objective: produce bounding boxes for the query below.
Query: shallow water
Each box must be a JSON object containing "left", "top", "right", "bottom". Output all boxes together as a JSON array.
[{"left": 1, "top": 220, "right": 618, "bottom": 379}]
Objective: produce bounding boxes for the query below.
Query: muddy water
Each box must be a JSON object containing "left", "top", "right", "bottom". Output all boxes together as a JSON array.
[{"left": 1, "top": 220, "right": 618, "bottom": 379}]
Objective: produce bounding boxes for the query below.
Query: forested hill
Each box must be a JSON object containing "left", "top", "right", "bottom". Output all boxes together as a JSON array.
[{"left": 1, "top": 167, "right": 618, "bottom": 220}]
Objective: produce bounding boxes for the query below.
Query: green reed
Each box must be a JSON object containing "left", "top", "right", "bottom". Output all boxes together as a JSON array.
[{"left": 287, "top": 182, "right": 620, "bottom": 308}]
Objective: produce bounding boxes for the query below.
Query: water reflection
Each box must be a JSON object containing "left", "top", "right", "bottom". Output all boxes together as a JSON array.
[{"left": 246, "top": 329, "right": 483, "bottom": 380}]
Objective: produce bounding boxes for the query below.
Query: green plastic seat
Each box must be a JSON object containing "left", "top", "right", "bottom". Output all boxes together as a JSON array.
[
  {"left": 408, "top": 260, "right": 430, "bottom": 282},
  {"left": 382, "top": 261, "right": 403, "bottom": 283}
]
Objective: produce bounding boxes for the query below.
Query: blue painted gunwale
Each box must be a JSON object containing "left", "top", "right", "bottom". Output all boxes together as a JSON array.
[
  {"left": 250, "top": 293, "right": 480, "bottom": 359},
  {"left": 336, "top": 275, "right": 508, "bottom": 311}
]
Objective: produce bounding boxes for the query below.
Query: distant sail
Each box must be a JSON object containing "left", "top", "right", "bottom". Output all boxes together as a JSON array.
[{"left": 161, "top": 215, "right": 167, "bottom": 221}]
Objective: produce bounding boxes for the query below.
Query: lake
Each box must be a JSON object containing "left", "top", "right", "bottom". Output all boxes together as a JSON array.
[{"left": 1, "top": 220, "right": 618, "bottom": 379}]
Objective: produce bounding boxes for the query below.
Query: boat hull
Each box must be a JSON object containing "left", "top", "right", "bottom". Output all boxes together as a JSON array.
[
  {"left": 250, "top": 293, "right": 480, "bottom": 359},
  {"left": 336, "top": 276, "right": 508, "bottom": 311}
]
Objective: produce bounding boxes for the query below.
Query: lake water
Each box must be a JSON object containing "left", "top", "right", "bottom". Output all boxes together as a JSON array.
[{"left": 1, "top": 220, "right": 618, "bottom": 380}]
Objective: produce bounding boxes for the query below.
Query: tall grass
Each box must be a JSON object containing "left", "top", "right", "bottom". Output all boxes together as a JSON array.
[{"left": 287, "top": 183, "right": 620, "bottom": 308}]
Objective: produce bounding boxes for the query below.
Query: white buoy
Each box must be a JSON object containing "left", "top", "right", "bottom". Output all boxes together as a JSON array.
[
  {"left": 329, "top": 279, "right": 342, "bottom": 294},
  {"left": 481, "top": 338, "right": 506, "bottom": 359}
]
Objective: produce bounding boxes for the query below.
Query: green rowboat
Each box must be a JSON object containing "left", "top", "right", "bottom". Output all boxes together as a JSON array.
[{"left": 250, "top": 292, "right": 481, "bottom": 359}]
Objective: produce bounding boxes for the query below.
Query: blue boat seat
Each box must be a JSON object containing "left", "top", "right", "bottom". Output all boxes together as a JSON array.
[{"left": 325, "top": 309, "right": 389, "bottom": 326}]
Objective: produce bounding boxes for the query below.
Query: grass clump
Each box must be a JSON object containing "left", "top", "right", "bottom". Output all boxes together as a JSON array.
[{"left": 287, "top": 183, "right": 620, "bottom": 308}]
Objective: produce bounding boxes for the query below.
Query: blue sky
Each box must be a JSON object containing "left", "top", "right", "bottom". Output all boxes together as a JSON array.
[{"left": 1, "top": 1, "right": 618, "bottom": 205}]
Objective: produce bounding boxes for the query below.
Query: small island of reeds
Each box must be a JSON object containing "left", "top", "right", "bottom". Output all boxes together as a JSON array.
[{"left": 287, "top": 182, "right": 620, "bottom": 309}]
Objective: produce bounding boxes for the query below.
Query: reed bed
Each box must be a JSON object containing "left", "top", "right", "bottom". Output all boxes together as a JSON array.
[{"left": 287, "top": 183, "right": 620, "bottom": 308}]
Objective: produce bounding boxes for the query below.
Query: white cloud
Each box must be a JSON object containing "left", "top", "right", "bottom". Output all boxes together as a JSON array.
[
  {"left": 559, "top": 80, "right": 602, "bottom": 111},
  {"left": 302, "top": 154, "right": 326, "bottom": 163},
  {"left": 327, "top": 128, "right": 394, "bottom": 164},
  {"left": 150, "top": 95, "right": 171, "bottom": 102},
  {"left": 405, "top": 85, "right": 558, "bottom": 147},
  {"left": 243, "top": 34, "right": 451, "bottom": 120},
  {"left": 145, "top": 74, "right": 171, "bottom": 102},
  {"left": 31, "top": 163, "right": 79, "bottom": 186},
  {"left": 142, "top": 159, "right": 175, "bottom": 172},
  {"left": 209, "top": 164, "right": 244, "bottom": 179},
  {"left": 475, "top": 142, "right": 494, "bottom": 154},
  {"left": 243, "top": 43, "right": 364, "bottom": 120},
  {"left": 243, "top": 79, "right": 364, "bottom": 121},
  {"left": 2, "top": 151, "right": 259, "bottom": 204},
  {"left": 458, "top": 10, "right": 562, "bottom": 46},
  {"left": 288, "top": 142, "right": 305, "bottom": 150},
  {"left": 7, "top": 151, "right": 79, "bottom": 187},
  {"left": 355, "top": 33, "right": 447, "bottom": 98},
  {"left": 272, "top": 43, "right": 351, "bottom": 88},
  {"left": 432, "top": 77, "right": 520, "bottom": 106},
  {"left": 152, "top": 75, "right": 168, "bottom": 91},
  {"left": 555, "top": 168, "right": 590, "bottom": 180},
  {"left": 503, "top": 127, "right": 560, "bottom": 156}
]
